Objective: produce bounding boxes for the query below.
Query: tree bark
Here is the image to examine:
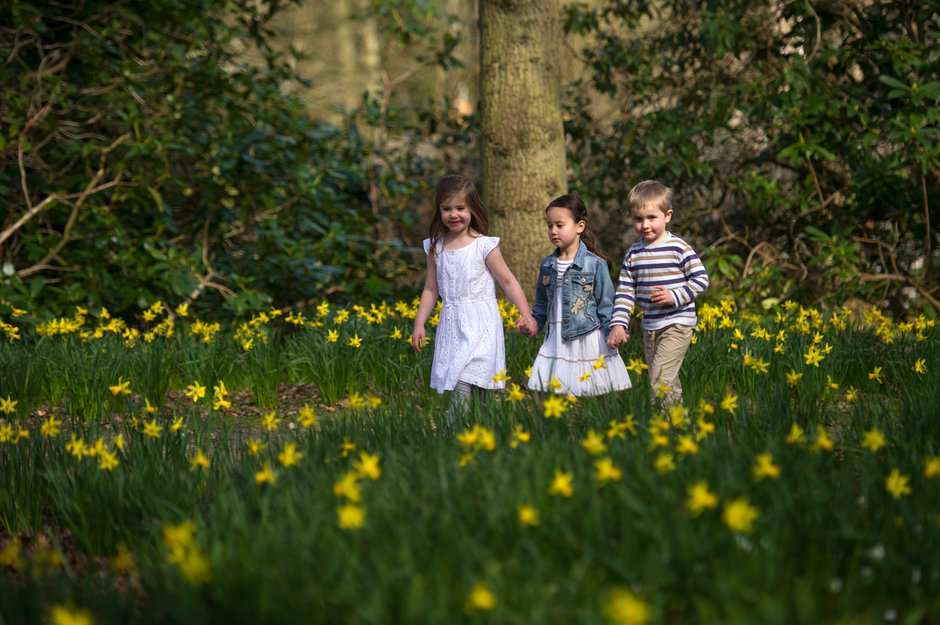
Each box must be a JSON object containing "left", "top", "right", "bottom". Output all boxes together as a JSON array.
[{"left": 479, "top": 0, "right": 567, "bottom": 301}]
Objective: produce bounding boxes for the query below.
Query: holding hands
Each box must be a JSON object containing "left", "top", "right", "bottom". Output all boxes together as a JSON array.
[
  {"left": 606, "top": 324, "right": 629, "bottom": 349},
  {"left": 516, "top": 314, "right": 537, "bottom": 337}
]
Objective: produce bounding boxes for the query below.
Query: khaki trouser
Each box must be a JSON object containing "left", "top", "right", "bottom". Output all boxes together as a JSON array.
[{"left": 643, "top": 324, "right": 694, "bottom": 407}]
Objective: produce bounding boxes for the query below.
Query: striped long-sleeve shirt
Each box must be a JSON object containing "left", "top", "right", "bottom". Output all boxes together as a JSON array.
[{"left": 610, "top": 232, "right": 709, "bottom": 331}]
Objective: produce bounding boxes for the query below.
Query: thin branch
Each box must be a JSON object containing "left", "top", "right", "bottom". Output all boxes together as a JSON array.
[
  {"left": 919, "top": 170, "right": 931, "bottom": 283},
  {"left": 802, "top": 0, "right": 822, "bottom": 64},
  {"left": 859, "top": 272, "right": 940, "bottom": 310},
  {"left": 18, "top": 102, "right": 53, "bottom": 213}
]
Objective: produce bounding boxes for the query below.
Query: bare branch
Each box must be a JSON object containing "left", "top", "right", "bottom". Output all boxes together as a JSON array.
[
  {"left": 18, "top": 102, "right": 53, "bottom": 213},
  {"left": 859, "top": 272, "right": 940, "bottom": 310}
]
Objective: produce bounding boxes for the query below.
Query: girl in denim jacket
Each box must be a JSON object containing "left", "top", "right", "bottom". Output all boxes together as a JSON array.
[{"left": 526, "top": 195, "right": 632, "bottom": 396}]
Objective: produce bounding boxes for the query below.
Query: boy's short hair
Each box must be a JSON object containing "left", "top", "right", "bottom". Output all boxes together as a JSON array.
[{"left": 628, "top": 180, "right": 673, "bottom": 215}]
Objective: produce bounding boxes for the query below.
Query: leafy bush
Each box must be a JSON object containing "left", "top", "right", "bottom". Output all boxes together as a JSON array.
[{"left": 563, "top": 1, "right": 939, "bottom": 314}]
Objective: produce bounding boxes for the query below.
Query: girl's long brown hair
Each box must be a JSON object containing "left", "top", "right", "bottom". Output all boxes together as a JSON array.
[
  {"left": 427, "top": 175, "right": 488, "bottom": 257},
  {"left": 547, "top": 194, "right": 610, "bottom": 265}
]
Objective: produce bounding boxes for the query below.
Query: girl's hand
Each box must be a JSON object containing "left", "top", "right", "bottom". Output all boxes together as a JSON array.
[
  {"left": 411, "top": 327, "right": 427, "bottom": 352},
  {"left": 650, "top": 286, "right": 674, "bottom": 306}
]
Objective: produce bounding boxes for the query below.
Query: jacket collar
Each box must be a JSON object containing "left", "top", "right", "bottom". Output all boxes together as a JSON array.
[{"left": 558, "top": 240, "right": 588, "bottom": 270}]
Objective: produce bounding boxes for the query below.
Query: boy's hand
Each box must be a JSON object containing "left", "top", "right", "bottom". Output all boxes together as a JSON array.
[
  {"left": 607, "top": 325, "right": 628, "bottom": 349},
  {"left": 650, "top": 286, "right": 674, "bottom": 306}
]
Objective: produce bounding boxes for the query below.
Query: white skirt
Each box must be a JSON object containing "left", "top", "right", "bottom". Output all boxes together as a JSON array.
[{"left": 527, "top": 326, "right": 633, "bottom": 397}]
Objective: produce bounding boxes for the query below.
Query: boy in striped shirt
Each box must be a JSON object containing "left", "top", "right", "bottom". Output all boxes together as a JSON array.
[{"left": 606, "top": 180, "right": 709, "bottom": 406}]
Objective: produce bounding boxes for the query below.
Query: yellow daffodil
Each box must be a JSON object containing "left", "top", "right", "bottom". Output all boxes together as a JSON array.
[
  {"left": 604, "top": 587, "right": 651, "bottom": 625},
  {"left": 812, "top": 425, "right": 834, "bottom": 452},
  {"left": 353, "top": 451, "right": 381, "bottom": 480},
  {"left": 594, "top": 457, "right": 622, "bottom": 485},
  {"left": 170, "top": 416, "right": 184, "bottom": 432},
  {"left": 466, "top": 583, "right": 497, "bottom": 612},
  {"left": 593, "top": 354, "right": 607, "bottom": 370},
  {"left": 752, "top": 452, "right": 780, "bottom": 480},
  {"left": 491, "top": 369, "right": 509, "bottom": 383},
  {"left": 626, "top": 358, "right": 648, "bottom": 376},
  {"left": 337, "top": 504, "right": 365, "bottom": 530},
  {"left": 40, "top": 415, "right": 62, "bottom": 438},
  {"left": 580, "top": 429, "right": 608, "bottom": 456},
  {"left": 277, "top": 442, "right": 304, "bottom": 467},
  {"left": 695, "top": 417, "right": 715, "bottom": 441},
  {"left": 803, "top": 345, "right": 824, "bottom": 367},
  {"left": 868, "top": 366, "right": 883, "bottom": 383},
  {"left": 686, "top": 481, "right": 719, "bottom": 516},
  {"left": 333, "top": 472, "right": 362, "bottom": 502},
  {"left": 190, "top": 449, "right": 210, "bottom": 471},
  {"left": 607, "top": 415, "right": 637, "bottom": 439},
  {"left": 144, "top": 398, "right": 158, "bottom": 414},
  {"left": 184, "top": 381, "right": 206, "bottom": 403},
  {"left": 348, "top": 334, "right": 362, "bottom": 348},
  {"left": 548, "top": 469, "right": 574, "bottom": 497},
  {"left": 786, "top": 369, "right": 803, "bottom": 386},
  {"left": 506, "top": 383, "right": 525, "bottom": 402},
  {"left": 676, "top": 435, "right": 699, "bottom": 456},
  {"left": 50, "top": 605, "right": 94, "bottom": 625},
  {"left": 885, "top": 468, "right": 911, "bottom": 499},
  {"left": 723, "top": 497, "right": 760, "bottom": 534},
  {"left": 923, "top": 457, "right": 940, "bottom": 479},
  {"left": 98, "top": 449, "right": 119, "bottom": 471},
  {"left": 255, "top": 461, "right": 276, "bottom": 485},
  {"left": 510, "top": 425, "right": 530, "bottom": 448},
  {"left": 517, "top": 503, "right": 539, "bottom": 527},
  {"left": 786, "top": 423, "right": 805, "bottom": 444},
  {"left": 108, "top": 377, "right": 132, "bottom": 396},
  {"left": 297, "top": 404, "right": 317, "bottom": 428},
  {"left": 913, "top": 358, "right": 927, "bottom": 374},
  {"left": 543, "top": 395, "right": 567, "bottom": 419},
  {"left": 860, "top": 427, "right": 885, "bottom": 453},
  {"left": 246, "top": 438, "right": 265, "bottom": 456},
  {"left": 720, "top": 392, "right": 738, "bottom": 415},
  {"left": 261, "top": 411, "right": 281, "bottom": 431},
  {"left": 142, "top": 419, "right": 162, "bottom": 439},
  {"left": 326, "top": 329, "right": 339, "bottom": 343},
  {"left": 653, "top": 452, "right": 676, "bottom": 474}
]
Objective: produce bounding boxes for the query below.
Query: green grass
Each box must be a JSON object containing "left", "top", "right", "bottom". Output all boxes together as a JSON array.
[{"left": 0, "top": 301, "right": 938, "bottom": 625}]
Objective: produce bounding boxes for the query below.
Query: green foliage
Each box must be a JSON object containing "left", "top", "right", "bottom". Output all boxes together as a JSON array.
[
  {"left": 0, "top": 0, "right": 467, "bottom": 318},
  {"left": 0, "top": 300, "right": 938, "bottom": 623},
  {"left": 563, "top": 1, "right": 940, "bottom": 313}
]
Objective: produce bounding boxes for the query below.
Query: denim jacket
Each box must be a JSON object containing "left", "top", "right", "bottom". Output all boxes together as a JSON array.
[{"left": 532, "top": 241, "right": 615, "bottom": 341}]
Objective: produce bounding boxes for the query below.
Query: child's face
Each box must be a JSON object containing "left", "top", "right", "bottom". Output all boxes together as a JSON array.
[
  {"left": 631, "top": 203, "right": 671, "bottom": 245},
  {"left": 439, "top": 192, "right": 472, "bottom": 236},
  {"left": 545, "top": 206, "right": 585, "bottom": 255}
]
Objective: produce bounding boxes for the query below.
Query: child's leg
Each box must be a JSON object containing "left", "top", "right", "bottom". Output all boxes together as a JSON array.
[
  {"left": 643, "top": 325, "right": 694, "bottom": 407},
  {"left": 449, "top": 381, "right": 492, "bottom": 425},
  {"left": 448, "top": 381, "right": 473, "bottom": 426}
]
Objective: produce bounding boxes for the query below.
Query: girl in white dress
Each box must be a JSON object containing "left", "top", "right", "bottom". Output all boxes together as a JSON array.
[
  {"left": 411, "top": 175, "right": 536, "bottom": 421},
  {"left": 527, "top": 194, "right": 632, "bottom": 396}
]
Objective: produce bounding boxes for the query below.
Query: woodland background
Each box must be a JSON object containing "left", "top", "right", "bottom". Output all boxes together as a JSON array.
[{"left": 1, "top": 0, "right": 938, "bottom": 319}]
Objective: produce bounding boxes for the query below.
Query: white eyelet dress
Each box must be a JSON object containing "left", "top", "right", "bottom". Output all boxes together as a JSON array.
[
  {"left": 527, "top": 259, "right": 633, "bottom": 396},
  {"left": 425, "top": 236, "right": 506, "bottom": 394}
]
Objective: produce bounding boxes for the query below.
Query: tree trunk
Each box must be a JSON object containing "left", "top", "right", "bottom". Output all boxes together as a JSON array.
[{"left": 479, "top": 0, "right": 567, "bottom": 302}]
